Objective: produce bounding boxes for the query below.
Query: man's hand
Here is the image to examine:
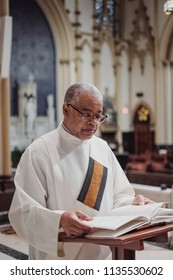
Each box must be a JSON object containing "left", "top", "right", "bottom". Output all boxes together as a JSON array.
[
  {"left": 133, "top": 194, "right": 154, "bottom": 205},
  {"left": 60, "top": 210, "right": 93, "bottom": 237}
]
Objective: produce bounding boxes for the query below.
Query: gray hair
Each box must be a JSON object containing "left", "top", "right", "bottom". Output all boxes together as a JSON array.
[{"left": 64, "top": 82, "right": 103, "bottom": 104}]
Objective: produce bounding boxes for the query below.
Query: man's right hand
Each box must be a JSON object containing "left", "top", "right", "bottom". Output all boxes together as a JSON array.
[{"left": 60, "top": 210, "right": 93, "bottom": 237}]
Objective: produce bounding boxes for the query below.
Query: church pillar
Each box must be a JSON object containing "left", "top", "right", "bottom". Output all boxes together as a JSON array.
[
  {"left": 58, "top": 60, "right": 70, "bottom": 120},
  {"left": 93, "top": 54, "right": 100, "bottom": 87},
  {"left": 166, "top": 62, "right": 173, "bottom": 144},
  {"left": 92, "top": 3, "right": 101, "bottom": 88},
  {"left": 0, "top": 77, "right": 2, "bottom": 175},
  {"left": 115, "top": 59, "right": 122, "bottom": 148},
  {"left": 0, "top": 0, "right": 11, "bottom": 178},
  {"left": 73, "top": 0, "right": 83, "bottom": 82},
  {"left": 159, "top": 62, "right": 167, "bottom": 144},
  {"left": 171, "top": 63, "right": 173, "bottom": 142}
]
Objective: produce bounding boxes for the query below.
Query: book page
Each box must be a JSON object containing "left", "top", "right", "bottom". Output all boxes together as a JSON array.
[
  {"left": 150, "top": 207, "right": 173, "bottom": 224},
  {"left": 108, "top": 202, "right": 164, "bottom": 220},
  {"left": 86, "top": 219, "right": 148, "bottom": 238},
  {"left": 84, "top": 214, "right": 147, "bottom": 230},
  {"left": 82, "top": 202, "right": 171, "bottom": 238}
]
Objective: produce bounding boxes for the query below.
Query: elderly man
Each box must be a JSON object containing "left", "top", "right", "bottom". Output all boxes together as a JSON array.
[{"left": 9, "top": 82, "right": 151, "bottom": 260}]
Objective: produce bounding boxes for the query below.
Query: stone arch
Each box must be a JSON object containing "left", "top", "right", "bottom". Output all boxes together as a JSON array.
[{"left": 36, "top": 0, "right": 75, "bottom": 121}]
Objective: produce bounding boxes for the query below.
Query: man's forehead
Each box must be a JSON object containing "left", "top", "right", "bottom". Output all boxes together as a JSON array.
[
  {"left": 77, "top": 99, "right": 103, "bottom": 112},
  {"left": 77, "top": 94, "right": 102, "bottom": 103}
]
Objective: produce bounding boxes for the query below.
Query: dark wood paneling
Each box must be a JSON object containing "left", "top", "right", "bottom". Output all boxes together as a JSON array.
[{"left": 126, "top": 171, "right": 173, "bottom": 188}]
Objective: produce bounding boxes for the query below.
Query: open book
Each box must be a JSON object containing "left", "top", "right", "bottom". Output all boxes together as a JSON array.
[{"left": 84, "top": 202, "right": 173, "bottom": 238}]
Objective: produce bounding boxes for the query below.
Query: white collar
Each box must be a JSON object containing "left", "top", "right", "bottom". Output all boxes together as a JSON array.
[{"left": 58, "top": 121, "right": 89, "bottom": 144}]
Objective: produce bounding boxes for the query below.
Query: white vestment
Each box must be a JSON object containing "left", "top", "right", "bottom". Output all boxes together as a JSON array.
[{"left": 9, "top": 122, "right": 135, "bottom": 260}]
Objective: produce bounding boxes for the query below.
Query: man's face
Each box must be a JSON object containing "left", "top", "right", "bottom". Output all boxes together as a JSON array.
[{"left": 63, "top": 95, "right": 103, "bottom": 140}]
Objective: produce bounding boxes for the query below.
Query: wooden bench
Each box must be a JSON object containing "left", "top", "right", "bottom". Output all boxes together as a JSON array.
[
  {"left": 126, "top": 170, "right": 173, "bottom": 188},
  {"left": 0, "top": 177, "right": 15, "bottom": 212}
]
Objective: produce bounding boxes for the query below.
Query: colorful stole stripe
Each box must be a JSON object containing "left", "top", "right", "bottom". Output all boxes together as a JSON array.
[{"left": 77, "top": 157, "right": 108, "bottom": 211}]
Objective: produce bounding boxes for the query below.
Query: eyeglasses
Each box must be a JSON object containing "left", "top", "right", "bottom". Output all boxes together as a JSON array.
[{"left": 67, "top": 104, "right": 107, "bottom": 123}]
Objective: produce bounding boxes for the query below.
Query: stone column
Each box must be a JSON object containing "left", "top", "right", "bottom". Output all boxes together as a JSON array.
[
  {"left": 0, "top": 0, "right": 11, "bottom": 178},
  {"left": 166, "top": 62, "right": 173, "bottom": 144}
]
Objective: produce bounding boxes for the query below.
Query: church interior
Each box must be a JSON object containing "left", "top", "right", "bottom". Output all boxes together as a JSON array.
[{"left": 0, "top": 0, "right": 173, "bottom": 259}]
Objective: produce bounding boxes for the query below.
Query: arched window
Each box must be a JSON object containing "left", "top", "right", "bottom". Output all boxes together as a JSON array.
[
  {"left": 94, "top": 0, "right": 116, "bottom": 37},
  {"left": 134, "top": 105, "right": 150, "bottom": 125}
]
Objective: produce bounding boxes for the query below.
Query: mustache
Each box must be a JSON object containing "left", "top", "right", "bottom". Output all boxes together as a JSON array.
[
  {"left": 85, "top": 125, "right": 96, "bottom": 129},
  {"left": 82, "top": 126, "right": 97, "bottom": 132}
]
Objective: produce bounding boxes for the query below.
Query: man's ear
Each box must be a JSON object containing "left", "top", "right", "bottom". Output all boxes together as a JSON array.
[{"left": 63, "top": 104, "right": 68, "bottom": 116}]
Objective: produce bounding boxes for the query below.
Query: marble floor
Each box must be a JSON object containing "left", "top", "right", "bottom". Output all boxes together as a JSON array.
[{"left": 0, "top": 224, "right": 173, "bottom": 260}]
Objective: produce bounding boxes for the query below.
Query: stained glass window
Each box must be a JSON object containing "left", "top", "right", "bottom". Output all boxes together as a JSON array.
[
  {"left": 134, "top": 105, "right": 150, "bottom": 124},
  {"left": 94, "top": 0, "right": 116, "bottom": 37}
]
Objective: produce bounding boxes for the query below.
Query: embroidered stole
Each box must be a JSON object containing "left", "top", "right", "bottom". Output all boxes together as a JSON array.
[{"left": 77, "top": 157, "right": 108, "bottom": 211}]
